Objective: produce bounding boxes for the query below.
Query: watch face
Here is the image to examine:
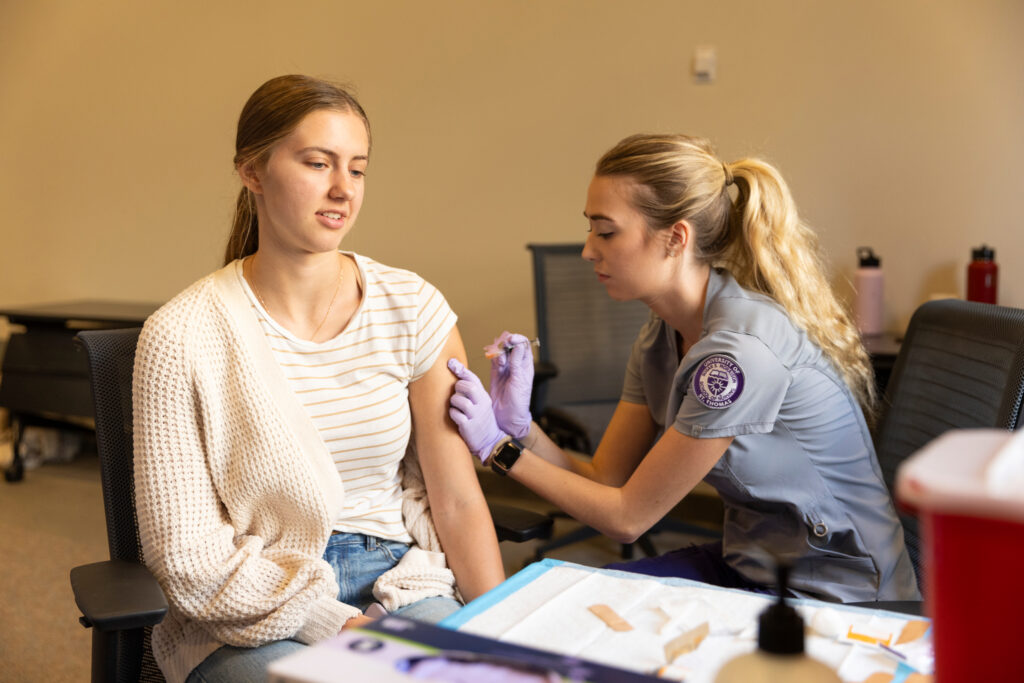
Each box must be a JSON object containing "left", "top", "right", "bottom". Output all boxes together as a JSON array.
[{"left": 492, "top": 440, "right": 522, "bottom": 473}]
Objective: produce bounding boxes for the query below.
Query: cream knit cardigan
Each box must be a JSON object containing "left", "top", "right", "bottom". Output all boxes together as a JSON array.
[{"left": 133, "top": 263, "right": 458, "bottom": 683}]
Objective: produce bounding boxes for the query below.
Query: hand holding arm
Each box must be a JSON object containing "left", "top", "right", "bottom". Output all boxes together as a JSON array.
[{"left": 447, "top": 358, "right": 508, "bottom": 462}]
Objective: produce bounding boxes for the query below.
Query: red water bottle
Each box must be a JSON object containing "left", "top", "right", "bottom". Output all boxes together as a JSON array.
[{"left": 966, "top": 245, "right": 998, "bottom": 304}]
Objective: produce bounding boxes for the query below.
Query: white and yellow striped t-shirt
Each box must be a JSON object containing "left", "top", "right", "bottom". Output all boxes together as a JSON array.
[{"left": 235, "top": 253, "right": 456, "bottom": 542}]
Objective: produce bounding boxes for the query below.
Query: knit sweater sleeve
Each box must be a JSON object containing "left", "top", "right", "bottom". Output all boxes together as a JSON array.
[{"left": 133, "top": 293, "right": 360, "bottom": 649}]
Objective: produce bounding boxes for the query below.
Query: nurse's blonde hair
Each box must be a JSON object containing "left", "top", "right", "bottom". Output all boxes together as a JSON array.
[{"left": 596, "top": 134, "right": 877, "bottom": 419}]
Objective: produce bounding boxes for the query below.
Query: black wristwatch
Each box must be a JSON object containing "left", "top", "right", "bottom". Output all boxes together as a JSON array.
[{"left": 489, "top": 437, "right": 524, "bottom": 476}]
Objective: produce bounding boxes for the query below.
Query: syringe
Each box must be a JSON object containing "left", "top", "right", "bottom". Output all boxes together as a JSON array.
[{"left": 484, "top": 337, "right": 540, "bottom": 359}]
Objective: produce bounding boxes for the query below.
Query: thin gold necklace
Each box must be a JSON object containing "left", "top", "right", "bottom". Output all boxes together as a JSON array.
[{"left": 250, "top": 253, "right": 344, "bottom": 341}]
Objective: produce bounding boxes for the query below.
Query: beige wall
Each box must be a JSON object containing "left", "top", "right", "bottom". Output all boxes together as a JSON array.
[{"left": 2, "top": 0, "right": 1022, "bottom": 378}]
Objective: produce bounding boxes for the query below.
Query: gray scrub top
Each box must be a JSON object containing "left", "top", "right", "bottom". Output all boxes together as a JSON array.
[{"left": 622, "top": 268, "right": 920, "bottom": 602}]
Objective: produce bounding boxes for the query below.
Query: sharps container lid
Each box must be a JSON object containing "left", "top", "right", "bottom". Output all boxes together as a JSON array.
[{"left": 896, "top": 429, "right": 1024, "bottom": 523}]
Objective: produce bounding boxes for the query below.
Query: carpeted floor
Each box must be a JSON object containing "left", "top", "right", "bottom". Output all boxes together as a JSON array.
[{"left": 0, "top": 445, "right": 105, "bottom": 682}]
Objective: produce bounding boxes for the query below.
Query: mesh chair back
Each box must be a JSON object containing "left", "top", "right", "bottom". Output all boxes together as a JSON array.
[
  {"left": 528, "top": 244, "right": 651, "bottom": 446},
  {"left": 78, "top": 327, "right": 164, "bottom": 682},
  {"left": 874, "top": 299, "right": 1024, "bottom": 589},
  {"left": 79, "top": 327, "right": 144, "bottom": 564}
]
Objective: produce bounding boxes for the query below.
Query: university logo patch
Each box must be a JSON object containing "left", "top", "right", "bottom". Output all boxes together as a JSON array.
[{"left": 692, "top": 354, "right": 744, "bottom": 409}]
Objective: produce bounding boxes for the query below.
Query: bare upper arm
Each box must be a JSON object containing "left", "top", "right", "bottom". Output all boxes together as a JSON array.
[
  {"left": 407, "top": 327, "right": 482, "bottom": 503},
  {"left": 407, "top": 328, "right": 505, "bottom": 597}
]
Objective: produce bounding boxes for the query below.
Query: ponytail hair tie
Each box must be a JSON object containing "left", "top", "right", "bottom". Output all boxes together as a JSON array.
[{"left": 722, "top": 162, "right": 735, "bottom": 187}]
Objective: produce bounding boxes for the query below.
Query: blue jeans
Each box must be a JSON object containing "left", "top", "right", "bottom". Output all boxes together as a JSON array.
[{"left": 186, "top": 533, "right": 461, "bottom": 683}]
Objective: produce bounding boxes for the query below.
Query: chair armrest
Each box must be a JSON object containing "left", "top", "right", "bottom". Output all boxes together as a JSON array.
[
  {"left": 70, "top": 560, "right": 168, "bottom": 631},
  {"left": 533, "top": 361, "right": 557, "bottom": 383},
  {"left": 529, "top": 361, "right": 558, "bottom": 417},
  {"left": 537, "top": 406, "right": 592, "bottom": 454},
  {"left": 489, "top": 503, "right": 553, "bottom": 543}
]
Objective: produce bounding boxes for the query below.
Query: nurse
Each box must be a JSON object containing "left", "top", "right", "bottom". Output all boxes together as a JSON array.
[{"left": 448, "top": 134, "right": 920, "bottom": 602}]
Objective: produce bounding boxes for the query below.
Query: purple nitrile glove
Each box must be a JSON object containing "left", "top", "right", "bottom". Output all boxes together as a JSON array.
[
  {"left": 447, "top": 358, "right": 508, "bottom": 463},
  {"left": 489, "top": 331, "right": 534, "bottom": 440}
]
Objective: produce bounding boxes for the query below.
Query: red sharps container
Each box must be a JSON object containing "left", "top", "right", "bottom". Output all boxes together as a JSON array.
[
  {"left": 896, "top": 429, "right": 1024, "bottom": 682},
  {"left": 966, "top": 245, "right": 998, "bottom": 304}
]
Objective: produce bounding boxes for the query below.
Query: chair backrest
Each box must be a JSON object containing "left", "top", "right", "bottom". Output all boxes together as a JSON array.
[
  {"left": 78, "top": 327, "right": 166, "bottom": 682},
  {"left": 528, "top": 244, "right": 651, "bottom": 449},
  {"left": 77, "top": 327, "right": 144, "bottom": 564},
  {"left": 874, "top": 299, "right": 1024, "bottom": 587}
]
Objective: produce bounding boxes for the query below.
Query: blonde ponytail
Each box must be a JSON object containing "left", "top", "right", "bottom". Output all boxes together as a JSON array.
[
  {"left": 725, "top": 160, "right": 877, "bottom": 419},
  {"left": 596, "top": 134, "right": 877, "bottom": 420}
]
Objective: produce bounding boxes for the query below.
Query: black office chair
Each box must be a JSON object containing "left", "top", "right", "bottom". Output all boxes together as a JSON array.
[
  {"left": 872, "top": 299, "right": 1024, "bottom": 587},
  {"left": 527, "top": 244, "right": 651, "bottom": 449},
  {"left": 70, "top": 328, "right": 167, "bottom": 683},
  {"left": 848, "top": 299, "right": 1024, "bottom": 615},
  {"left": 70, "top": 327, "right": 552, "bottom": 682},
  {"left": 526, "top": 244, "right": 720, "bottom": 562}
]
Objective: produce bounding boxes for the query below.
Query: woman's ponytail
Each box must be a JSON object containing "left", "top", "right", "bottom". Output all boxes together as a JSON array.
[
  {"left": 726, "top": 161, "right": 878, "bottom": 419},
  {"left": 223, "top": 187, "right": 259, "bottom": 265}
]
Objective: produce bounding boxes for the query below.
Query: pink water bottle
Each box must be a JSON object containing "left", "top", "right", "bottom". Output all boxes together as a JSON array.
[
  {"left": 854, "top": 247, "right": 884, "bottom": 336},
  {"left": 966, "top": 245, "right": 997, "bottom": 304}
]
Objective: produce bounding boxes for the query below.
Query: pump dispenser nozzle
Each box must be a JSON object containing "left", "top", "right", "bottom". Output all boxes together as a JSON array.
[
  {"left": 758, "top": 563, "right": 804, "bottom": 655},
  {"left": 714, "top": 559, "right": 841, "bottom": 682}
]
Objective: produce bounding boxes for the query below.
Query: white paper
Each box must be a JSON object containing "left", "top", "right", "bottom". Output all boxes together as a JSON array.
[{"left": 457, "top": 565, "right": 933, "bottom": 683}]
